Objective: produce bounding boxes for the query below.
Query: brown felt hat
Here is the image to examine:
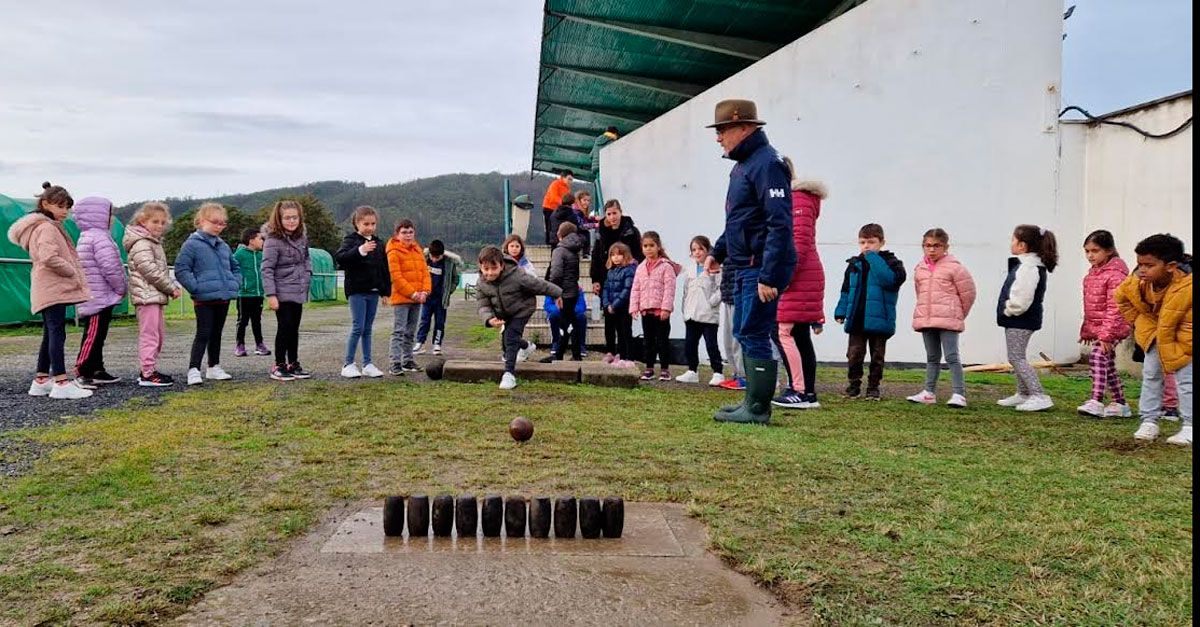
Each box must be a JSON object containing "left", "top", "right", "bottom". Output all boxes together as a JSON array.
[{"left": 706, "top": 99, "right": 766, "bottom": 128}]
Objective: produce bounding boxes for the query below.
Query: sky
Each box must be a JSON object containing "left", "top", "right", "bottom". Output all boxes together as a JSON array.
[{"left": 0, "top": 1, "right": 1192, "bottom": 205}]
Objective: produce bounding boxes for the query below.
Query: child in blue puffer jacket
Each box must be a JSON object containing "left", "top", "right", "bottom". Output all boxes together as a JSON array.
[
  {"left": 601, "top": 242, "right": 638, "bottom": 367},
  {"left": 834, "top": 223, "right": 906, "bottom": 400}
]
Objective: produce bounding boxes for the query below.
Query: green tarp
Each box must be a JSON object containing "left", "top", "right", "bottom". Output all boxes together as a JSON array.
[
  {"left": 309, "top": 247, "right": 336, "bottom": 301},
  {"left": 0, "top": 193, "right": 130, "bottom": 325}
]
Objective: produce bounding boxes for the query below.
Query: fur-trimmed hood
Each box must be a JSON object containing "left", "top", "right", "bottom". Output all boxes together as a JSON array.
[{"left": 791, "top": 179, "right": 828, "bottom": 199}]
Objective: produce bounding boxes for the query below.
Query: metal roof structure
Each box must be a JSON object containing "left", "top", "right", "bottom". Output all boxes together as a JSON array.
[{"left": 531, "top": 0, "right": 862, "bottom": 181}]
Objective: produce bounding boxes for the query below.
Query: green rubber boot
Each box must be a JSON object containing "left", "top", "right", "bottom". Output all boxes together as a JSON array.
[
  {"left": 714, "top": 358, "right": 776, "bottom": 424},
  {"left": 716, "top": 356, "right": 750, "bottom": 416}
]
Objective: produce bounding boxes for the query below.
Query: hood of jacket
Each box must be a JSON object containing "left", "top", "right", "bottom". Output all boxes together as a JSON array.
[
  {"left": 387, "top": 237, "right": 423, "bottom": 255},
  {"left": 73, "top": 197, "right": 114, "bottom": 231},
  {"left": 560, "top": 232, "right": 586, "bottom": 253},
  {"left": 122, "top": 224, "right": 160, "bottom": 249},
  {"left": 8, "top": 212, "right": 57, "bottom": 248},
  {"left": 791, "top": 178, "right": 828, "bottom": 199}
]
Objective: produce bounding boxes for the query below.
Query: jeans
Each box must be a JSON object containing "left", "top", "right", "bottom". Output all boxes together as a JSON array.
[
  {"left": 345, "top": 293, "right": 379, "bottom": 365},
  {"left": 1140, "top": 346, "right": 1193, "bottom": 427},
  {"left": 776, "top": 322, "right": 816, "bottom": 393},
  {"left": 274, "top": 302, "right": 303, "bottom": 367},
  {"left": 604, "top": 310, "right": 632, "bottom": 359},
  {"left": 75, "top": 305, "right": 115, "bottom": 377},
  {"left": 847, "top": 333, "right": 887, "bottom": 390},
  {"left": 720, "top": 303, "right": 745, "bottom": 377},
  {"left": 191, "top": 302, "right": 230, "bottom": 370},
  {"left": 732, "top": 268, "right": 777, "bottom": 360},
  {"left": 502, "top": 316, "right": 531, "bottom": 373},
  {"left": 922, "top": 329, "right": 964, "bottom": 396},
  {"left": 36, "top": 304, "right": 68, "bottom": 377},
  {"left": 684, "top": 320, "right": 722, "bottom": 373},
  {"left": 390, "top": 303, "right": 421, "bottom": 365},
  {"left": 236, "top": 296, "right": 264, "bottom": 346},
  {"left": 641, "top": 314, "right": 671, "bottom": 369},
  {"left": 416, "top": 301, "right": 447, "bottom": 346},
  {"left": 137, "top": 304, "right": 165, "bottom": 376},
  {"left": 1004, "top": 328, "right": 1044, "bottom": 396}
]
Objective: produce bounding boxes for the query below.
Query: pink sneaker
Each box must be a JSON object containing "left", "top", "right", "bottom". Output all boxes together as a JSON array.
[
  {"left": 658, "top": 369, "right": 671, "bottom": 381},
  {"left": 602, "top": 353, "right": 615, "bottom": 364},
  {"left": 234, "top": 344, "right": 248, "bottom": 357}
]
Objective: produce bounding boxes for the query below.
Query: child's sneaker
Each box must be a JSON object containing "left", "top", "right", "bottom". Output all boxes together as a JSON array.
[
  {"left": 187, "top": 368, "right": 204, "bottom": 386},
  {"left": 708, "top": 373, "right": 726, "bottom": 387},
  {"left": 1163, "top": 407, "right": 1180, "bottom": 422},
  {"left": 996, "top": 393, "right": 1029, "bottom": 407},
  {"left": 1133, "top": 420, "right": 1159, "bottom": 441},
  {"left": 92, "top": 370, "right": 121, "bottom": 385},
  {"left": 864, "top": 388, "right": 881, "bottom": 401},
  {"left": 28, "top": 377, "right": 54, "bottom": 397},
  {"left": 341, "top": 363, "right": 362, "bottom": 378},
  {"left": 206, "top": 365, "right": 232, "bottom": 381},
  {"left": 432, "top": 344, "right": 443, "bottom": 356},
  {"left": 234, "top": 344, "right": 248, "bottom": 357},
  {"left": 74, "top": 376, "right": 98, "bottom": 390},
  {"left": 389, "top": 362, "right": 405, "bottom": 376},
  {"left": 640, "top": 369, "right": 655, "bottom": 381},
  {"left": 1077, "top": 399, "right": 1106, "bottom": 418},
  {"left": 771, "top": 390, "right": 805, "bottom": 408},
  {"left": 602, "top": 353, "right": 615, "bottom": 365},
  {"left": 946, "top": 394, "right": 967, "bottom": 408},
  {"left": 288, "top": 363, "right": 312, "bottom": 379},
  {"left": 1015, "top": 394, "right": 1054, "bottom": 412},
  {"left": 658, "top": 369, "right": 672, "bottom": 381},
  {"left": 270, "top": 365, "right": 294, "bottom": 381},
  {"left": 401, "top": 361, "right": 423, "bottom": 373},
  {"left": 254, "top": 343, "right": 272, "bottom": 356},
  {"left": 845, "top": 384, "right": 862, "bottom": 398},
  {"left": 800, "top": 393, "right": 822, "bottom": 409},
  {"left": 413, "top": 342, "right": 426, "bottom": 355},
  {"left": 614, "top": 359, "right": 637, "bottom": 369},
  {"left": 719, "top": 377, "right": 747, "bottom": 391},
  {"left": 49, "top": 379, "right": 93, "bottom": 400},
  {"left": 517, "top": 342, "right": 536, "bottom": 362},
  {"left": 1165, "top": 425, "right": 1192, "bottom": 446},
  {"left": 361, "top": 363, "right": 385, "bottom": 378},
  {"left": 1103, "top": 402, "right": 1132, "bottom": 418},
  {"left": 674, "top": 370, "right": 700, "bottom": 383},
  {"left": 138, "top": 371, "right": 174, "bottom": 387},
  {"left": 906, "top": 390, "right": 936, "bottom": 405},
  {"left": 499, "top": 372, "right": 517, "bottom": 390}
]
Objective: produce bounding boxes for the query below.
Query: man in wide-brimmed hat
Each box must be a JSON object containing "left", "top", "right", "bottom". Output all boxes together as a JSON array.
[{"left": 703, "top": 99, "right": 796, "bottom": 424}]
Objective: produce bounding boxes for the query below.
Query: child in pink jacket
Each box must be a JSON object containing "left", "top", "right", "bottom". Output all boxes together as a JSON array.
[
  {"left": 629, "top": 231, "right": 681, "bottom": 381},
  {"left": 907, "top": 228, "right": 977, "bottom": 407},
  {"left": 1077, "top": 230, "right": 1132, "bottom": 418}
]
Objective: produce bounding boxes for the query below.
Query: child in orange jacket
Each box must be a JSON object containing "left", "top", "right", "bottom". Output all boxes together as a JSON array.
[{"left": 386, "top": 218, "right": 431, "bottom": 375}]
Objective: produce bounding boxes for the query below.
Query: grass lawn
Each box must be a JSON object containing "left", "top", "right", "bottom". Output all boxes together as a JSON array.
[{"left": 0, "top": 367, "right": 1192, "bottom": 625}]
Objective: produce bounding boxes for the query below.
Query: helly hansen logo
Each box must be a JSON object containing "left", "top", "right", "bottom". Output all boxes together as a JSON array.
[{"left": 768, "top": 188, "right": 786, "bottom": 198}]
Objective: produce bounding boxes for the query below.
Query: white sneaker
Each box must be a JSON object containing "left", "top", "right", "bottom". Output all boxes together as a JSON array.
[
  {"left": 997, "top": 393, "right": 1029, "bottom": 407},
  {"left": 1016, "top": 395, "right": 1054, "bottom": 412},
  {"left": 1077, "top": 399, "right": 1106, "bottom": 417},
  {"left": 1103, "top": 403, "right": 1132, "bottom": 418},
  {"left": 413, "top": 343, "right": 426, "bottom": 355},
  {"left": 1165, "top": 425, "right": 1192, "bottom": 446},
  {"left": 708, "top": 373, "right": 726, "bottom": 387},
  {"left": 361, "top": 363, "right": 384, "bottom": 378},
  {"left": 907, "top": 390, "right": 936, "bottom": 405},
  {"left": 947, "top": 394, "right": 967, "bottom": 408},
  {"left": 341, "top": 363, "right": 362, "bottom": 378},
  {"left": 49, "top": 379, "right": 93, "bottom": 400},
  {"left": 28, "top": 378, "right": 54, "bottom": 397},
  {"left": 1133, "top": 420, "right": 1160, "bottom": 441},
  {"left": 432, "top": 344, "right": 443, "bottom": 356},
  {"left": 206, "top": 365, "right": 232, "bottom": 381},
  {"left": 499, "top": 372, "right": 517, "bottom": 390},
  {"left": 187, "top": 368, "right": 204, "bottom": 386},
  {"left": 517, "top": 342, "right": 536, "bottom": 362},
  {"left": 675, "top": 370, "right": 700, "bottom": 383}
]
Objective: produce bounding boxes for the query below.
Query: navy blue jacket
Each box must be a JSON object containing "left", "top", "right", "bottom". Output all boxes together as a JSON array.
[
  {"left": 601, "top": 263, "right": 637, "bottom": 312},
  {"left": 996, "top": 254, "right": 1048, "bottom": 331},
  {"left": 710, "top": 129, "right": 796, "bottom": 289},
  {"left": 834, "top": 250, "right": 906, "bottom": 337},
  {"left": 175, "top": 230, "right": 240, "bottom": 302}
]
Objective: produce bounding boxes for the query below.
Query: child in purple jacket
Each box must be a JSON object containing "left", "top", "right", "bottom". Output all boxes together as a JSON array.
[{"left": 73, "top": 196, "right": 127, "bottom": 388}]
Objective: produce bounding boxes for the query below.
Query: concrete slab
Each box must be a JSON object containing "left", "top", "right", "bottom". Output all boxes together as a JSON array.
[
  {"left": 175, "top": 503, "right": 789, "bottom": 626},
  {"left": 578, "top": 361, "right": 641, "bottom": 388},
  {"left": 442, "top": 359, "right": 580, "bottom": 384}
]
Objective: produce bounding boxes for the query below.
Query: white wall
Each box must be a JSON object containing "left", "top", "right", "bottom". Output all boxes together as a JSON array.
[{"left": 600, "top": 0, "right": 1067, "bottom": 364}]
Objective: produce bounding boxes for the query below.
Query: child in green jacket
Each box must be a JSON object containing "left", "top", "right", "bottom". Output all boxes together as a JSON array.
[{"left": 233, "top": 228, "right": 270, "bottom": 356}]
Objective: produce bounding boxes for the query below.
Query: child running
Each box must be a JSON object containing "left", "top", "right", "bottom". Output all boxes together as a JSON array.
[
  {"left": 906, "top": 228, "right": 977, "bottom": 408},
  {"left": 1076, "top": 230, "right": 1132, "bottom": 417},
  {"left": 173, "top": 202, "right": 240, "bottom": 386},
  {"left": 601, "top": 242, "right": 637, "bottom": 367},
  {"left": 676, "top": 236, "right": 724, "bottom": 385},
  {"left": 630, "top": 231, "right": 681, "bottom": 381},
  {"left": 123, "top": 202, "right": 183, "bottom": 387},
  {"left": 261, "top": 200, "right": 313, "bottom": 381},
  {"left": 233, "top": 228, "right": 270, "bottom": 357},
  {"left": 475, "top": 246, "right": 563, "bottom": 390},
  {"left": 72, "top": 196, "right": 128, "bottom": 389},
  {"left": 995, "top": 224, "right": 1058, "bottom": 411},
  {"left": 9, "top": 182, "right": 93, "bottom": 399},
  {"left": 335, "top": 205, "right": 390, "bottom": 378}
]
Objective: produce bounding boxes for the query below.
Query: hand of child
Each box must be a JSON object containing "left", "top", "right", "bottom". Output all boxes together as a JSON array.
[
  {"left": 488, "top": 317, "right": 503, "bottom": 328},
  {"left": 1100, "top": 340, "right": 1113, "bottom": 354},
  {"left": 268, "top": 296, "right": 280, "bottom": 311},
  {"left": 555, "top": 297, "right": 564, "bottom": 311},
  {"left": 813, "top": 324, "right": 824, "bottom": 335},
  {"left": 835, "top": 317, "right": 844, "bottom": 324},
  {"left": 607, "top": 306, "right": 613, "bottom": 314},
  {"left": 172, "top": 288, "right": 182, "bottom": 299},
  {"left": 359, "top": 240, "right": 377, "bottom": 255},
  {"left": 703, "top": 255, "right": 720, "bottom": 275},
  {"left": 656, "top": 309, "right": 670, "bottom": 320}
]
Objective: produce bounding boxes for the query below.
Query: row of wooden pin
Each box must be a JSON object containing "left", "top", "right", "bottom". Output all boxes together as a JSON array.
[{"left": 383, "top": 495, "right": 624, "bottom": 539}]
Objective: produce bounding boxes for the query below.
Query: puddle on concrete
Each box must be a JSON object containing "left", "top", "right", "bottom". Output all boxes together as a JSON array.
[{"left": 322, "top": 503, "right": 685, "bottom": 557}]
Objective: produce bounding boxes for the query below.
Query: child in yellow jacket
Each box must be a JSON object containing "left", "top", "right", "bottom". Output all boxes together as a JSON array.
[{"left": 1116, "top": 234, "right": 1192, "bottom": 445}]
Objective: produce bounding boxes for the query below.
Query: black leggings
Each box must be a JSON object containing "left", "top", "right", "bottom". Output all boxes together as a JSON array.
[
  {"left": 684, "top": 320, "right": 722, "bottom": 373},
  {"left": 75, "top": 305, "right": 115, "bottom": 377},
  {"left": 604, "top": 310, "right": 632, "bottom": 359},
  {"left": 774, "top": 322, "right": 818, "bottom": 393},
  {"left": 36, "top": 304, "right": 68, "bottom": 377},
  {"left": 191, "top": 302, "right": 230, "bottom": 369},
  {"left": 553, "top": 296, "right": 582, "bottom": 360},
  {"left": 641, "top": 314, "right": 671, "bottom": 369},
  {"left": 236, "top": 296, "right": 264, "bottom": 345},
  {"left": 275, "top": 302, "right": 303, "bottom": 367}
]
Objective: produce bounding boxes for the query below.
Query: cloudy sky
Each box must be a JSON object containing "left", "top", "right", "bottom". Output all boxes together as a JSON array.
[{"left": 0, "top": 1, "right": 1191, "bottom": 204}]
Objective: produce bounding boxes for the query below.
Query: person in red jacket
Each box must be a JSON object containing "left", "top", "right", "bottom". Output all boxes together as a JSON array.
[
  {"left": 1077, "top": 230, "right": 1133, "bottom": 418},
  {"left": 772, "top": 157, "right": 827, "bottom": 410}
]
